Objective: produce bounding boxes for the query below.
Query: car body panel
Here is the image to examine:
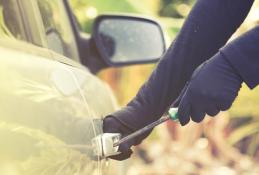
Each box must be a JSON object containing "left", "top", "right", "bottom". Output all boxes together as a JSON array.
[
  {"left": 0, "top": 36, "right": 119, "bottom": 174},
  {"left": 0, "top": 0, "right": 120, "bottom": 173}
]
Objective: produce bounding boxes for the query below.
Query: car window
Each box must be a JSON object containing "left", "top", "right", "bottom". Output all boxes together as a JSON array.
[
  {"left": 0, "top": 0, "right": 26, "bottom": 41},
  {"left": 37, "top": 0, "right": 79, "bottom": 60}
]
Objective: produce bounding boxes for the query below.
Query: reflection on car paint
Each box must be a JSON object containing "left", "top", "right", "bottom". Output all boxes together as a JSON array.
[{"left": 0, "top": 46, "right": 117, "bottom": 175}]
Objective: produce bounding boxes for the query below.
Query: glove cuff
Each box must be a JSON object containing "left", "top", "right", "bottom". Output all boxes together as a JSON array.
[{"left": 220, "top": 28, "right": 259, "bottom": 89}]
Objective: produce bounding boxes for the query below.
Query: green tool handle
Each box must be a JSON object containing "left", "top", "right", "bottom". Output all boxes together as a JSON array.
[{"left": 113, "top": 108, "right": 178, "bottom": 147}]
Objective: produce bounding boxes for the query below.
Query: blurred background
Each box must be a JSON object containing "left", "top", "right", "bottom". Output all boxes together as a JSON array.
[{"left": 70, "top": 0, "right": 259, "bottom": 174}]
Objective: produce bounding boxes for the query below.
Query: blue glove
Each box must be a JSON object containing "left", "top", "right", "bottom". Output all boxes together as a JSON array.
[{"left": 178, "top": 52, "right": 243, "bottom": 126}]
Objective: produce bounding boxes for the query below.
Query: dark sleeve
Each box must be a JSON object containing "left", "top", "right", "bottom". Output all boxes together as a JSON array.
[
  {"left": 111, "top": 0, "right": 254, "bottom": 129},
  {"left": 221, "top": 26, "right": 259, "bottom": 89}
]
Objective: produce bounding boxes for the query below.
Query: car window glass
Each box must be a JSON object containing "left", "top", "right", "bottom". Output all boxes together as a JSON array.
[
  {"left": 0, "top": 0, "right": 25, "bottom": 41},
  {"left": 37, "top": 0, "right": 78, "bottom": 59}
]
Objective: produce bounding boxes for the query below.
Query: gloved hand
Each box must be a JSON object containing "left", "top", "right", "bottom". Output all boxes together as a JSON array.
[
  {"left": 103, "top": 114, "right": 152, "bottom": 160},
  {"left": 177, "top": 52, "right": 243, "bottom": 126}
]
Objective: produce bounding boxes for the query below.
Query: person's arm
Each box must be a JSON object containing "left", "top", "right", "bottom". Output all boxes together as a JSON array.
[
  {"left": 221, "top": 26, "right": 259, "bottom": 89},
  {"left": 177, "top": 26, "right": 259, "bottom": 125},
  {"left": 104, "top": 0, "right": 254, "bottom": 160},
  {"left": 112, "top": 0, "right": 254, "bottom": 127}
]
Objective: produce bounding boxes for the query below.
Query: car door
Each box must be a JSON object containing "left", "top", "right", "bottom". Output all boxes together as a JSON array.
[
  {"left": 31, "top": 0, "right": 121, "bottom": 174},
  {"left": 0, "top": 0, "right": 118, "bottom": 175}
]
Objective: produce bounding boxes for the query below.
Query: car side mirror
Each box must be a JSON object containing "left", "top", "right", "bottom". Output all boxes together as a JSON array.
[{"left": 92, "top": 14, "right": 166, "bottom": 66}]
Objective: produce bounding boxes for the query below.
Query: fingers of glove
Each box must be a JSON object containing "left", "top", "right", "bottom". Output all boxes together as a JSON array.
[
  {"left": 216, "top": 99, "right": 232, "bottom": 111},
  {"left": 216, "top": 92, "right": 237, "bottom": 111},
  {"left": 109, "top": 149, "right": 133, "bottom": 161},
  {"left": 178, "top": 98, "right": 191, "bottom": 126},
  {"left": 190, "top": 107, "right": 206, "bottom": 123},
  {"left": 206, "top": 104, "right": 220, "bottom": 117}
]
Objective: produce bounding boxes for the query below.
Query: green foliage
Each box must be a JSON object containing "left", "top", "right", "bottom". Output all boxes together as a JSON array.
[
  {"left": 70, "top": 0, "right": 181, "bottom": 38},
  {"left": 159, "top": 0, "right": 194, "bottom": 18},
  {"left": 70, "top": 0, "right": 157, "bottom": 33}
]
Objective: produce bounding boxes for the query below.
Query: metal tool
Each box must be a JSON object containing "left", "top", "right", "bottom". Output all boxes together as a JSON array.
[
  {"left": 114, "top": 107, "right": 178, "bottom": 147},
  {"left": 92, "top": 107, "right": 179, "bottom": 158}
]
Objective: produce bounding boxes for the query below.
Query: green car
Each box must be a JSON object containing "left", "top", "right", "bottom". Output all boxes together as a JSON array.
[{"left": 0, "top": 0, "right": 165, "bottom": 174}]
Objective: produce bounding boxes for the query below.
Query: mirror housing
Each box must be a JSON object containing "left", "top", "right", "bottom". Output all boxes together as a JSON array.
[{"left": 92, "top": 14, "right": 166, "bottom": 67}]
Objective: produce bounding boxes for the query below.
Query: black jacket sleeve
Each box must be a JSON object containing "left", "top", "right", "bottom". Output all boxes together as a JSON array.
[
  {"left": 221, "top": 26, "right": 259, "bottom": 89},
  {"left": 111, "top": 0, "right": 254, "bottom": 129}
]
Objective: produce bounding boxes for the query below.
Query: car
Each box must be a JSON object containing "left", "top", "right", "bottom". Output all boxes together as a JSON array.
[{"left": 0, "top": 0, "right": 165, "bottom": 174}]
